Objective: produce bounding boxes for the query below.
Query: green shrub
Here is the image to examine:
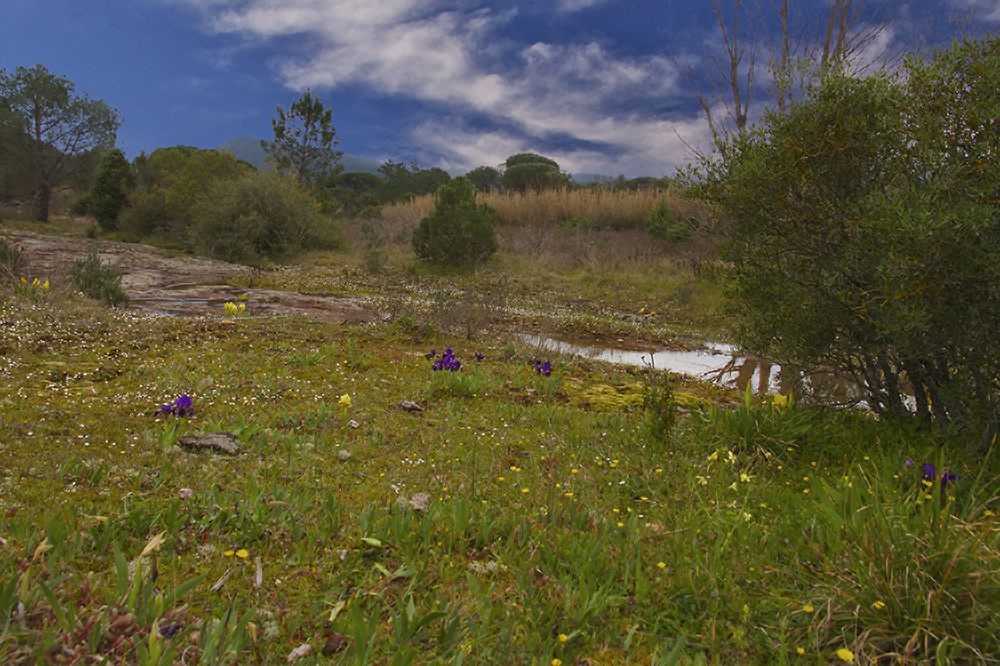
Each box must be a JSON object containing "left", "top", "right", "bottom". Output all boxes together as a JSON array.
[
  {"left": 647, "top": 199, "right": 692, "bottom": 243},
  {"left": 411, "top": 177, "right": 498, "bottom": 267},
  {"left": 118, "top": 186, "right": 171, "bottom": 239},
  {"left": 695, "top": 34, "right": 1000, "bottom": 428},
  {"left": 68, "top": 192, "right": 92, "bottom": 216},
  {"left": 72, "top": 251, "right": 128, "bottom": 307},
  {"left": 557, "top": 214, "right": 594, "bottom": 236},
  {"left": 119, "top": 146, "right": 254, "bottom": 242},
  {"left": 90, "top": 148, "right": 136, "bottom": 231},
  {"left": 192, "top": 170, "right": 341, "bottom": 265}
]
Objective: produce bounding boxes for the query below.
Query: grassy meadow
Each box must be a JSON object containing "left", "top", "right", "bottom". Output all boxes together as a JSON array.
[{"left": 1, "top": 203, "right": 999, "bottom": 665}]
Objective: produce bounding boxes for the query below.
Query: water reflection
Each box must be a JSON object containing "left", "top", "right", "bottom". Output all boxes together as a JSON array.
[{"left": 522, "top": 334, "right": 863, "bottom": 404}]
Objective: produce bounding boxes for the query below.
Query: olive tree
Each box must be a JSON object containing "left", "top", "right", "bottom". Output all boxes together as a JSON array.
[
  {"left": 695, "top": 34, "right": 1000, "bottom": 430},
  {"left": 0, "top": 64, "right": 121, "bottom": 220}
]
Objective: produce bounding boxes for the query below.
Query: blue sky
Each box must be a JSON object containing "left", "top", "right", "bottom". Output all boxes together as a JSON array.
[{"left": 2, "top": 0, "right": 998, "bottom": 177}]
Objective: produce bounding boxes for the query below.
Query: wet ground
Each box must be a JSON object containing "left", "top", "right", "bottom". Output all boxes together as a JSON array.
[{"left": 8, "top": 231, "right": 375, "bottom": 322}]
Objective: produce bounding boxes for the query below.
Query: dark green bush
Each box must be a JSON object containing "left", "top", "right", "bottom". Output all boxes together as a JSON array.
[
  {"left": 558, "top": 215, "right": 594, "bottom": 236},
  {"left": 90, "top": 148, "right": 136, "bottom": 231},
  {"left": 411, "top": 177, "right": 498, "bottom": 267},
  {"left": 695, "top": 33, "right": 1000, "bottom": 428},
  {"left": 647, "top": 199, "right": 692, "bottom": 243},
  {"left": 192, "top": 170, "right": 341, "bottom": 265},
  {"left": 72, "top": 252, "right": 128, "bottom": 307},
  {"left": 69, "top": 193, "right": 92, "bottom": 216},
  {"left": 119, "top": 146, "right": 253, "bottom": 241}
]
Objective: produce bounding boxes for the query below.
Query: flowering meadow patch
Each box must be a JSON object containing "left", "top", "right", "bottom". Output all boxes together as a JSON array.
[{"left": 1, "top": 272, "right": 998, "bottom": 665}]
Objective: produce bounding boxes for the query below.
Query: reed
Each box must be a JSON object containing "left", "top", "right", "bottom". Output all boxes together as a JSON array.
[{"left": 379, "top": 187, "right": 710, "bottom": 234}]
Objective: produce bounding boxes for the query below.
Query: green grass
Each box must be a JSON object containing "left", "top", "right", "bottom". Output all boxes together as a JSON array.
[{"left": 1, "top": 248, "right": 998, "bottom": 664}]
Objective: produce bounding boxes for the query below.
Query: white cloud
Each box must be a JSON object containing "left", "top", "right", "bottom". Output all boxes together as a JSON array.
[
  {"left": 949, "top": 0, "right": 1000, "bottom": 22},
  {"left": 557, "top": 0, "right": 614, "bottom": 12},
  {"left": 178, "top": 0, "right": 702, "bottom": 175},
  {"left": 415, "top": 111, "right": 714, "bottom": 178}
]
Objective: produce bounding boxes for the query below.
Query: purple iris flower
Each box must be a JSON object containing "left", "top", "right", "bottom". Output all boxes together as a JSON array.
[
  {"left": 159, "top": 622, "right": 183, "bottom": 639},
  {"left": 921, "top": 463, "right": 960, "bottom": 489},
  {"left": 431, "top": 348, "right": 461, "bottom": 372},
  {"left": 534, "top": 360, "right": 552, "bottom": 377},
  {"left": 475, "top": 352, "right": 484, "bottom": 362},
  {"left": 174, "top": 395, "right": 193, "bottom": 417},
  {"left": 161, "top": 395, "right": 194, "bottom": 417}
]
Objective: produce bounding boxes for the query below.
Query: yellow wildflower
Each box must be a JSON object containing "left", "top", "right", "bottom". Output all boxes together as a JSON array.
[{"left": 837, "top": 648, "right": 855, "bottom": 662}]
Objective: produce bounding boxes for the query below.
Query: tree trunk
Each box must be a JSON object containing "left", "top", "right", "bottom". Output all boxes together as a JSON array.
[{"left": 33, "top": 183, "right": 50, "bottom": 221}]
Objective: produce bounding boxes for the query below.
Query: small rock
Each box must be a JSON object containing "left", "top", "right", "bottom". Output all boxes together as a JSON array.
[
  {"left": 178, "top": 431, "right": 240, "bottom": 455},
  {"left": 347, "top": 420, "right": 360, "bottom": 429},
  {"left": 322, "top": 632, "right": 349, "bottom": 656},
  {"left": 337, "top": 450, "right": 351, "bottom": 462},
  {"left": 178, "top": 488, "right": 193, "bottom": 499},
  {"left": 409, "top": 493, "right": 431, "bottom": 512},
  {"left": 399, "top": 400, "right": 423, "bottom": 412},
  {"left": 286, "top": 643, "right": 314, "bottom": 662}
]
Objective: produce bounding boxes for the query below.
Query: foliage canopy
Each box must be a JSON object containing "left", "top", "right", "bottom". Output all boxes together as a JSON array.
[
  {"left": 120, "top": 146, "right": 253, "bottom": 240},
  {"left": 501, "top": 153, "right": 570, "bottom": 192},
  {"left": 0, "top": 64, "right": 121, "bottom": 220},
  {"left": 695, "top": 34, "right": 1000, "bottom": 430},
  {"left": 264, "top": 89, "right": 342, "bottom": 184}
]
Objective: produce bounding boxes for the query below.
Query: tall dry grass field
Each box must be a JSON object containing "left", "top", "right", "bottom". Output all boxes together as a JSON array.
[
  {"left": 378, "top": 187, "right": 710, "bottom": 235},
  {"left": 481, "top": 187, "right": 665, "bottom": 229}
]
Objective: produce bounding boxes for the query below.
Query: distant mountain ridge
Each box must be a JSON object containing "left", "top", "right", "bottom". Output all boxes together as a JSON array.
[{"left": 215, "top": 136, "right": 383, "bottom": 175}]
